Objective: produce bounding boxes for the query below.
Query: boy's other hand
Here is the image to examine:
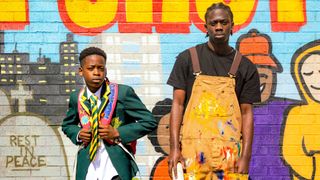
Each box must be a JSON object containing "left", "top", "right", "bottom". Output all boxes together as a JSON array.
[
  {"left": 98, "top": 124, "right": 120, "bottom": 143},
  {"left": 79, "top": 129, "right": 92, "bottom": 146}
]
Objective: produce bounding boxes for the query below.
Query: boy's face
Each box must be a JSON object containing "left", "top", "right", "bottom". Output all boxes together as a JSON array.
[{"left": 79, "top": 54, "right": 106, "bottom": 93}]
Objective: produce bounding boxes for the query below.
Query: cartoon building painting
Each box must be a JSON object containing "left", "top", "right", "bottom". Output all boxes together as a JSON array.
[
  {"left": 0, "top": 31, "right": 82, "bottom": 124},
  {"left": 88, "top": 33, "right": 163, "bottom": 109}
]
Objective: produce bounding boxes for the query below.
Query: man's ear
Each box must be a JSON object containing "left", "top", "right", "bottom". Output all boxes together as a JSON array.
[
  {"left": 204, "top": 23, "right": 208, "bottom": 30},
  {"left": 79, "top": 67, "right": 83, "bottom": 76},
  {"left": 230, "top": 22, "right": 234, "bottom": 35}
]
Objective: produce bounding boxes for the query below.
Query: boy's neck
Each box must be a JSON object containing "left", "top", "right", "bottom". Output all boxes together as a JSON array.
[{"left": 87, "top": 82, "right": 105, "bottom": 95}]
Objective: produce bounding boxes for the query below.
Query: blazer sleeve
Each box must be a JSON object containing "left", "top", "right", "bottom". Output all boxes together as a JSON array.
[
  {"left": 117, "top": 86, "right": 158, "bottom": 144},
  {"left": 61, "top": 91, "right": 81, "bottom": 145}
]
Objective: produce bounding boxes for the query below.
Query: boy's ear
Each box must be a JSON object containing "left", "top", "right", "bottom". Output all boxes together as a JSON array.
[{"left": 79, "top": 67, "right": 83, "bottom": 76}]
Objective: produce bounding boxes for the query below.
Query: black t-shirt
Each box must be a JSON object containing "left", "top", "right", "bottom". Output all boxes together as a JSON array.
[{"left": 167, "top": 43, "right": 261, "bottom": 106}]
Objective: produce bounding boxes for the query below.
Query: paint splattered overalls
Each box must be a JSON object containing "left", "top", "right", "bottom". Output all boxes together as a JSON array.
[{"left": 181, "top": 44, "right": 247, "bottom": 180}]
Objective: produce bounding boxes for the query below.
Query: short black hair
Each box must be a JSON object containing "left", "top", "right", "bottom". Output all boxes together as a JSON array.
[
  {"left": 79, "top": 47, "right": 107, "bottom": 65},
  {"left": 204, "top": 2, "right": 234, "bottom": 23}
]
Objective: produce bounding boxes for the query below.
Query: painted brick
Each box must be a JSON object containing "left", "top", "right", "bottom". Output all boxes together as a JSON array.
[
  {"left": 269, "top": 166, "right": 293, "bottom": 175},
  {"left": 30, "top": 23, "right": 59, "bottom": 33},
  {"left": 252, "top": 145, "right": 269, "bottom": 155},
  {"left": 30, "top": 166, "right": 61, "bottom": 177},
  {"left": 252, "top": 156, "right": 284, "bottom": 166},
  {"left": 249, "top": 165, "right": 268, "bottom": 175}
]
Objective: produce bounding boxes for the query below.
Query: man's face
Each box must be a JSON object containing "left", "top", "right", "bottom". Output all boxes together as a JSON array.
[
  {"left": 79, "top": 54, "right": 106, "bottom": 93},
  {"left": 205, "top": 9, "right": 233, "bottom": 44},
  {"left": 300, "top": 54, "right": 320, "bottom": 102},
  {"left": 257, "top": 67, "right": 273, "bottom": 102}
]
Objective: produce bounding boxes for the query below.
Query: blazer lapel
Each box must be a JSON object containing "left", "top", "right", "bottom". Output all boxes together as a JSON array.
[
  {"left": 80, "top": 88, "right": 91, "bottom": 115},
  {"left": 99, "top": 82, "right": 110, "bottom": 116}
]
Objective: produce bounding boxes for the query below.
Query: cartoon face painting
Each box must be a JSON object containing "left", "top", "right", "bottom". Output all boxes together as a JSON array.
[
  {"left": 257, "top": 66, "right": 274, "bottom": 102},
  {"left": 156, "top": 114, "right": 170, "bottom": 154},
  {"left": 236, "top": 29, "right": 283, "bottom": 103},
  {"left": 300, "top": 54, "right": 320, "bottom": 102}
]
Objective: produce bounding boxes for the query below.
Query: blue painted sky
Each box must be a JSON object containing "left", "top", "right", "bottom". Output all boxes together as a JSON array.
[{"left": 4, "top": 0, "right": 320, "bottom": 100}]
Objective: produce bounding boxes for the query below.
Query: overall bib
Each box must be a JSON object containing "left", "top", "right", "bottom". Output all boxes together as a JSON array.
[{"left": 181, "top": 46, "right": 247, "bottom": 180}]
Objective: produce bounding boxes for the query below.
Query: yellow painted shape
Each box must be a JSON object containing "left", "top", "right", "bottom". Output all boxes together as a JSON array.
[
  {"left": 162, "top": 0, "right": 189, "bottom": 23},
  {"left": 194, "top": 0, "right": 256, "bottom": 24},
  {"left": 277, "top": 0, "right": 304, "bottom": 22},
  {"left": 281, "top": 125, "right": 301, "bottom": 135},
  {"left": 283, "top": 145, "right": 305, "bottom": 156},
  {"left": 126, "top": 0, "right": 153, "bottom": 23},
  {"left": 0, "top": 1, "right": 27, "bottom": 21},
  {"left": 65, "top": 0, "right": 117, "bottom": 28},
  {"left": 191, "top": 92, "right": 228, "bottom": 123},
  {"left": 282, "top": 105, "right": 320, "bottom": 179},
  {"left": 304, "top": 134, "right": 320, "bottom": 148}
]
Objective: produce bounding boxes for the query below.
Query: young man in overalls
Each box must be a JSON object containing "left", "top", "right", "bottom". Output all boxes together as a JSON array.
[{"left": 167, "top": 3, "right": 260, "bottom": 179}]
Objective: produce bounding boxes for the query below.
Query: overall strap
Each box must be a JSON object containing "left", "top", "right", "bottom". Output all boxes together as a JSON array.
[
  {"left": 228, "top": 51, "right": 242, "bottom": 78},
  {"left": 189, "top": 47, "right": 201, "bottom": 76},
  {"left": 207, "top": 41, "right": 242, "bottom": 78}
]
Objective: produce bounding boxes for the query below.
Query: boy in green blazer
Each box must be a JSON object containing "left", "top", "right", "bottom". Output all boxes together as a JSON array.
[{"left": 62, "top": 47, "right": 157, "bottom": 180}]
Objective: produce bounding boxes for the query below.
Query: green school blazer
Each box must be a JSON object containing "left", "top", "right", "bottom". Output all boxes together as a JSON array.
[{"left": 62, "top": 83, "right": 157, "bottom": 180}]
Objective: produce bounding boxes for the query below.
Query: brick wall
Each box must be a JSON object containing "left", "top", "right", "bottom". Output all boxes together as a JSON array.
[{"left": 0, "top": 0, "right": 319, "bottom": 179}]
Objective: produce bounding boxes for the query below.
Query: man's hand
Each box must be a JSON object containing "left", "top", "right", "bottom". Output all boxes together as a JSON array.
[
  {"left": 78, "top": 129, "right": 92, "bottom": 146},
  {"left": 235, "top": 156, "right": 250, "bottom": 174},
  {"left": 169, "top": 88, "right": 186, "bottom": 179},
  {"left": 168, "top": 149, "right": 185, "bottom": 179},
  {"left": 98, "top": 124, "right": 120, "bottom": 143}
]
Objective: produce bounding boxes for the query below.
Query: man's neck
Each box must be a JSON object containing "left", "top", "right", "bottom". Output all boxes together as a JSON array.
[{"left": 209, "top": 39, "right": 233, "bottom": 56}]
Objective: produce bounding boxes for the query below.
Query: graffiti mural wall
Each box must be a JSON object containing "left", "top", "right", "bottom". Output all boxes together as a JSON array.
[{"left": 0, "top": 0, "right": 319, "bottom": 179}]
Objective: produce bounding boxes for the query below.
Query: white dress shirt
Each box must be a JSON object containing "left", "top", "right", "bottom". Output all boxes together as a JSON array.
[{"left": 85, "top": 86, "right": 118, "bottom": 180}]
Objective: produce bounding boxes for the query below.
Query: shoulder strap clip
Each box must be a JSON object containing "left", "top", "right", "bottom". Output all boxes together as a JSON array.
[{"left": 188, "top": 47, "right": 201, "bottom": 76}]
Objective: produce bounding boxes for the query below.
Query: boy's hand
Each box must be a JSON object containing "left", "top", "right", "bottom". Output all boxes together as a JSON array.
[
  {"left": 98, "top": 124, "right": 120, "bottom": 143},
  {"left": 79, "top": 129, "right": 92, "bottom": 146}
]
